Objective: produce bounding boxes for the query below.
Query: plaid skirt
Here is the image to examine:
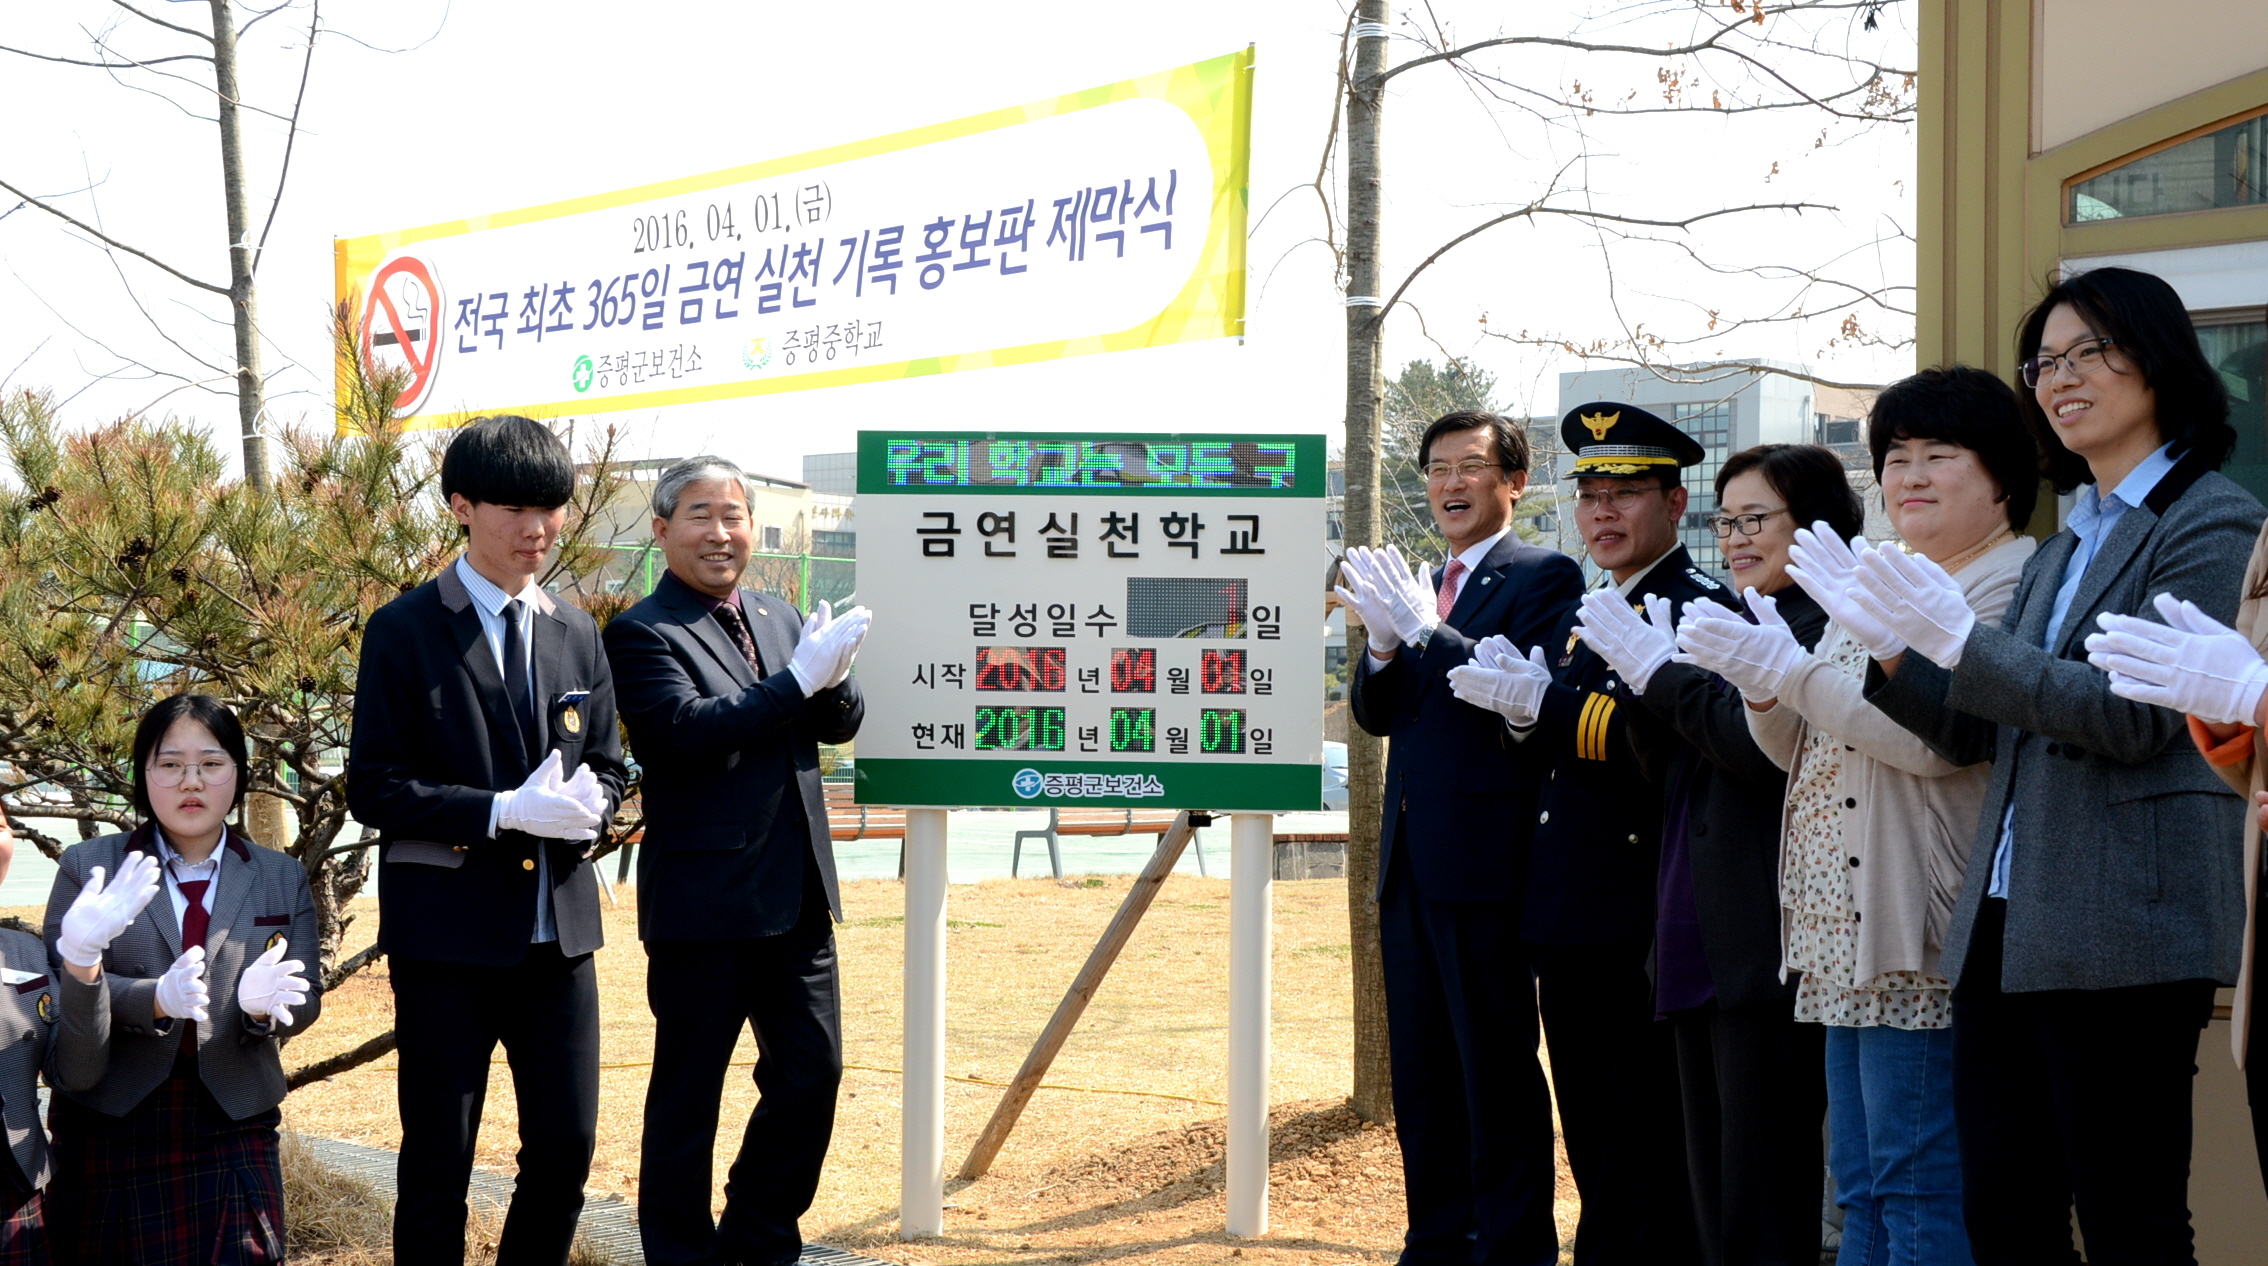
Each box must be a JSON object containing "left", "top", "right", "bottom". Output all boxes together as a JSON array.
[
  {"left": 0, "top": 1156, "right": 50, "bottom": 1266},
  {"left": 47, "top": 1060, "right": 283, "bottom": 1266}
]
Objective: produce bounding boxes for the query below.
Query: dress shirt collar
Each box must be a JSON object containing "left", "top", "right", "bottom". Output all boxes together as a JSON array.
[
  {"left": 2067, "top": 442, "right": 2177, "bottom": 539},
  {"left": 1611, "top": 546, "right": 1675, "bottom": 598},
  {"left": 1446, "top": 523, "right": 1513, "bottom": 576},
  {"left": 152, "top": 824, "right": 222, "bottom": 876},
  {"left": 659, "top": 567, "right": 743, "bottom": 617},
  {"left": 454, "top": 555, "right": 541, "bottom": 618}
]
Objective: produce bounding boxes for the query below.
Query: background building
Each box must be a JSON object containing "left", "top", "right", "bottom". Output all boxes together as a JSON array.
[{"left": 1557, "top": 365, "right": 1882, "bottom": 575}]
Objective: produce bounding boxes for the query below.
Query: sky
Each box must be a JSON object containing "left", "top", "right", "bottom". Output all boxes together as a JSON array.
[{"left": 0, "top": 0, "right": 1919, "bottom": 483}]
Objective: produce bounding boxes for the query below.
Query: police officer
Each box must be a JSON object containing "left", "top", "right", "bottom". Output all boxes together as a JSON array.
[{"left": 1454, "top": 402, "right": 1720, "bottom": 1265}]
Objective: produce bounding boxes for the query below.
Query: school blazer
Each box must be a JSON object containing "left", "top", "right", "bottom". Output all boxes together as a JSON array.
[
  {"left": 0, "top": 927, "right": 104, "bottom": 1188},
  {"left": 348, "top": 564, "right": 630, "bottom": 965},
  {"left": 2186, "top": 519, "right": 2268, "bottom": 1067},
  {"left": 41, "top": 825, "right": 321, "bottom": 1121},
  {"left": 1867, "top": 456, "right": 2265, "bottom": 992},
  {"left": 602, "top": 572, "right": 863, "bottom": 939},
  {"left": 1349, "top": 533, "right": 1586, "bottom": 903}
]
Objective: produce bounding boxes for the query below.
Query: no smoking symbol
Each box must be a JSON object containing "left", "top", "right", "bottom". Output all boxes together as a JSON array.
[{"left": 360, "top": 256, "right": 442, "bottom": 416}]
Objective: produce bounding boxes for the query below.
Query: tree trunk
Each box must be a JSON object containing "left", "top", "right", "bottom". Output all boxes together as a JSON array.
[
  {"left": 1343, "top": 0, "right": 1394, "bottom": 1127},
  {"left": 209, "top": 1, "right": 268, "bottom": 492}
]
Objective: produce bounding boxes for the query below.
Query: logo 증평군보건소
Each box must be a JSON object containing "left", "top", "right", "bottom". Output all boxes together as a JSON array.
[
  {"left": 1012, "top": 768, "right": 1045, "bottom": 800},
  {"left": 571, "top": 355, "right": 595, "bottom": 393}
]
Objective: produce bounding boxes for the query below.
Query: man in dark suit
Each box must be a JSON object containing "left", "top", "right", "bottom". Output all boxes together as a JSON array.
[
  {"left": 1335, "top": 409, "right": 1584, "bottom": 1266},
  {"left": 347, "top": 415, "right": 628, "bottom": 1266},
  {"left": 1481, "top": 403, "right": 1720, "bottom": 1265},
  {"left": 601, "top": 455, "right": 869, "bottom": 1266}
]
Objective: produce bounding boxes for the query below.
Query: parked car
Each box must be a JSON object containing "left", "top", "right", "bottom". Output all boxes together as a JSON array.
[{"left": 1321, "top": 740, "right": 1348, "bottom": 811}]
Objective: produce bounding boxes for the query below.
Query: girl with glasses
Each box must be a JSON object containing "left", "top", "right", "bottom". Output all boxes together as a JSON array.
[{"left": 40, "top": 694, "right": 320, "bottom": 1266}]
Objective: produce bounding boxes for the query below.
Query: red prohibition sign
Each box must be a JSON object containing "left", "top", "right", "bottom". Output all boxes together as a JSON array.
[{"left": 361, "top": 255, "right": 442, "bottom": 415}]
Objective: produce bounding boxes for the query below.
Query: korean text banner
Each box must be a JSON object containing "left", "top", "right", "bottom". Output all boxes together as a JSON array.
[{"left": 332, "top": 50, "right": 1254, "bottom": 433}]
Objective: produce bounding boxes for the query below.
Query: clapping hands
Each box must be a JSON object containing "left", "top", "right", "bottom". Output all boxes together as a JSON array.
[{"left": 787, "top": 601, "right": 873, "bottom": 696}]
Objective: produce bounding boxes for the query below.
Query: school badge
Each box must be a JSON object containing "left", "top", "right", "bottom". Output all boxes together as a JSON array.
[
  {"left": 562, "top": 707, "right": 581, "bottom": 735},
  {"left": 35, "top": 994, "right": 53, "bottom": 1024},
  {"left": 267, "top": 931, "right": 288, "bottom": 952}
]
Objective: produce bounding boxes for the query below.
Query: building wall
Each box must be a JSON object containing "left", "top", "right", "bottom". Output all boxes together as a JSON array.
[
  {"left": 1921, "top": 5, "right": 2268, "bottom": 1255},
  {"left": 2035, "top": 0, "right": 2268, "bottom": 151},
  {"left": 1558, "top": 363, "right": 1823, "bottom": 576}
]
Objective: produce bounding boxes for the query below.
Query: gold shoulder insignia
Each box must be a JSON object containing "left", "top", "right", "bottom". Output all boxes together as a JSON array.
[{"left": 1581, "top": 410, "right": 1621, "bottom": 441}]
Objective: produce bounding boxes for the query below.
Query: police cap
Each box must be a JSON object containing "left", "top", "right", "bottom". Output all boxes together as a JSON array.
[{"left": 1560, "top": 402, "right": 1706, "bottom": 478}]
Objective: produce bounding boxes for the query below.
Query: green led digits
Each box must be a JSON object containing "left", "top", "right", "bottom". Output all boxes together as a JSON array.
[
  {"left": 1109, "top": 708, "right": 1156, "bottom": 753},
  {"left": 973, "top": 705, "right": 1067, "bottom": 752}
]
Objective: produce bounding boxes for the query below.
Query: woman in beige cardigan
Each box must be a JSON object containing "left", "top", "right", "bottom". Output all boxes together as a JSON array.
[
  {"left": 1676, "top": 366, "right": 2035, "bottom": 1266},
  {"left": 2083, "top": 519, "right": 2268, "bottom": 1192}
]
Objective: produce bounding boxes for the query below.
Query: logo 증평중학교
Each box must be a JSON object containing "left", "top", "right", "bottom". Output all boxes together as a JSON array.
[{"left": 1012, "top": 768, "right": 1045, "bottom": 800}]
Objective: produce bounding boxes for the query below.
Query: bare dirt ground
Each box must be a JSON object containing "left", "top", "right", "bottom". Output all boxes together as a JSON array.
[{"left": 11, "top": 871, "right": 1581, "bottom": 1264}]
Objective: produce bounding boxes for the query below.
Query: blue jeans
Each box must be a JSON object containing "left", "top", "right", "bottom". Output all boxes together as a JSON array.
[{"left": 1826, "top": 1023, "right": 1974, "bottom": 1266}]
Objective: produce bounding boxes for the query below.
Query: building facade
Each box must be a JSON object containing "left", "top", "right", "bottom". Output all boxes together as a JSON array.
[{"left": 1921, "top": 3, "right": 2268, "bottom": 1254}]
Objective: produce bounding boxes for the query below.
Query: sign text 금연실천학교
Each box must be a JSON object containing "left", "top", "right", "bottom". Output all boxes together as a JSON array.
[
  {"left": 854, "top": 432, "right": 1324, "bottom": 812},
  {"left": 332, "top": 51, "right": 1253, "bottom": 431}
]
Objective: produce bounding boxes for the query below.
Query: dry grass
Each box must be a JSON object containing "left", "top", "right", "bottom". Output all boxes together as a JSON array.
[
  {"left": 278, "top": 1131, "right": 618, "bottom": 1266},
  {"left": 0, "top": 873, "right": 1582, "bottom": 1264}
]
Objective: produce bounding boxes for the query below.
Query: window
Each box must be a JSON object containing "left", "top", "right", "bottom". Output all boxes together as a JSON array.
[
  {"left": 1675, "top": 402, "right": 1734, "bottom": 575},
  {"left": 762, "top": 524, "right": 784, "bottom": 552},
  {"left": 2069, "top": 107, "right": 2268, "bottom": 223},
  {"left": 2199, "top": 311, "right": 2268, "bottom": 507}
]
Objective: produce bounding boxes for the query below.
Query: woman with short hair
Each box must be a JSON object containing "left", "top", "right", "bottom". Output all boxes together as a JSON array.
[
  {"left": 1681, "top": 366, "right": 2038, "bottom": 1266},
  {"left": 1805, "top": 266, "right": 2264, "bottom": 1264},
  {"left": 42, "top": 693, "right": 319, "bottom": 1266}
]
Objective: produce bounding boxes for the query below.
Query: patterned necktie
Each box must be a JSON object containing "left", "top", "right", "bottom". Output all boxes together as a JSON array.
[
  {"left": 176, "top": 872, "right": 211, "bottom": 1052},
  {"left": 714, "top": 602, "right": 763, "bottom": 675},
  {"left": 1437, "top": 559, "right": 1469, "bottom": 619}
]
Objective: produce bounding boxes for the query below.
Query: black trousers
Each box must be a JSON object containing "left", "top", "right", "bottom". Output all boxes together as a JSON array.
[
  {"left": 2253, "top": 904, "right": 2268, "bottom": 1193},
  {"left": 639, "top": 876, "right": 842, "bottom": 1266},
  {"left": 1953, "top": 898, "right": 2215, "bottom": 1266},
  {"left": 391, "top": 941, "right": 601, "bottom": 1266},
  {"left": 1668, "top": 996, "right": 1825, "bottom": 1266},
  {"left": 1527, "top": 939, "right": 1700, "bottom": 1266},
  {"left": 1378, "top": 846, "right": 1559, "bottom": 1266}
]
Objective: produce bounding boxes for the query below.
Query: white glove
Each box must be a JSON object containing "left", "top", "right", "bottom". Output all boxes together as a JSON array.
[
  {"left": 2086, "top": 592, "right": 2268, "bottom": 726},
  {"left": 1675, "top": 588, "right": 1808, "bottom": 703},
  {"left": 1573, "top": 590, "right": 1678, "bottom": 694},
  {"left": 496, "top": 751, "right": 600, "bottom": 841},
  {"left": 1447, "top": 644, "right": 1554, "bottom": 727},
  {"left": 1333, "top": 552, "right": 1400, "bottom": 655},
  {"left": 787, "top": 602, "right": 872, "bottom": 695},
  {"left": 1363, "top": 545, "right": 1442, "bottom": 649},
  {"left": 1785, "top": 523, "right": 1908, "bottom": 661},
  {"left": 155, "top": 945, "right": 209, "bottom": 1024},
  {"left": 1851, "top": 545, "right": 1975, "bottom": 667},
  {"left": 57, "top": 851, "right": 163, "bottom": 969},
  {"left": 560, "top": 761, "right": 607, "bottom": 820},
  {"left": 822, "top": 606, "right": 871, "bottom": 689},
  {"left": 235, "top": 938, "right": 309, "bottom": 1027}
]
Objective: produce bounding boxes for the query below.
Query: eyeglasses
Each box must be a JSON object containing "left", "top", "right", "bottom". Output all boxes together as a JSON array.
[
  {"left": 1707, "top": 508, "right": 1789, "bottom": 538},
  {"left": 1422, "top": 459, "right": 1500, "bottom": 484},
  {"left": 1573, "top": 485, "right": 1665, "bottom": 513},
  {"left": 2019, "top": 337, "right": 2118, "bottom": 388},
  {"left": 147, "top": 758, "right": 237, "bottom": 788}
]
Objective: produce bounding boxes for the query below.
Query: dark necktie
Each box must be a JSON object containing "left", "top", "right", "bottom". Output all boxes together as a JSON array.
[
  {"left": 503, "top": 598, "right": 539, "bottom": 764},
  {"left": 177, "top": 873, "right": 211, "bottom": 1053},
  {"left": 714, "top": 602, "right": 764, "bottom": 676}
]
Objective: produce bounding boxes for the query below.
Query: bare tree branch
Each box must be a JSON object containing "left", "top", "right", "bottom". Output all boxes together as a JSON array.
[
  {"left": 0, "top": 177, "right": 227, "bottom": 294},
  {"left": 0, "top": 42, "right": 209, "bottom": 68},
  {"left": 105, "top": 0, "right": 215, "bottom": 43},
  {"left": 251, "top": 0, "right": 317, "bottom": 275},
  {"left": 286, "top": 1027, "right": 396, "bottom": 1091}
]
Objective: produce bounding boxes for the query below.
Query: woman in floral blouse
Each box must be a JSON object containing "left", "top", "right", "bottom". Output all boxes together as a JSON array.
[{"left": 1678, "top": 367, "right": 2037, "bottom": 1266}]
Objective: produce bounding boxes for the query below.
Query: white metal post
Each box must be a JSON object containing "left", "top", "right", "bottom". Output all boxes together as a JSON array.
[
  {"left": 901, "top": 807, "right": 950, "bottom": 1238},
  {"left": 1226, "top": 812, "right": 1275, "bottom": 1237}
]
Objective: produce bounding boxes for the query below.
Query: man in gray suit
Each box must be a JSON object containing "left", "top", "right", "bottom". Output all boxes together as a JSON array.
[{"left": 604, "top": 456, "right": 868, "bottom": 1266}]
